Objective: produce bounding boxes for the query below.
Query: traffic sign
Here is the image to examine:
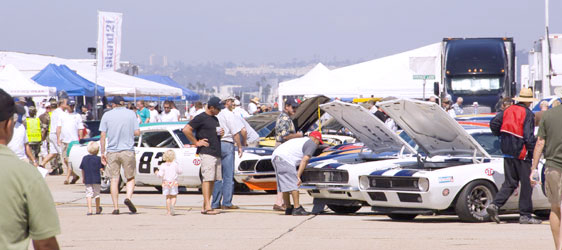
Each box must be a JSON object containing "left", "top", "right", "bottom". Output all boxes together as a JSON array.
[{"left": 413, "top": 75, "right": 436, "bottom": 80}]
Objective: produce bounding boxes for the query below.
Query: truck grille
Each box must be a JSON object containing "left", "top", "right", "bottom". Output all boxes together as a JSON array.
[
  {"left": 368, "top": 177, "right": 420, "bottom": 191},
  {"left": 255, "top": 160, "right": 275, "bottom": 172},
  {"left": 238, "top": 160, "right": 258, "bottom": 172},
  {"left": 301, "top": 169, "right": 349, "bottom": 184}
]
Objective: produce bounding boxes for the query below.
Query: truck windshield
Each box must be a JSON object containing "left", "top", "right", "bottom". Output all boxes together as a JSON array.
[{"left": 450, "top": 77, "right": 501, "bottom": 93}]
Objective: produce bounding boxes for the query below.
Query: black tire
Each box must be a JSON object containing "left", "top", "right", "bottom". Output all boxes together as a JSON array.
[
  {"left": 234, "top": 182, "right": 250, "bottom": 193},
  {"left": 534, "top": 210, "right": 551, "bottom": 219},
  {"left": 265, "top": 190, "right": 277, "bottom": 194},
  {"left": 155, "top": 186, "right": 163, "bottom": 192},
  {"left": 387, "top": 213, "right": 417, "bottom": 221},
  {"left": 100, "top": 176, "right": 124, "bottom": 194},
  {"left": 327, "top": 204, "right": 362, "bottom": 214},
  {"left": 455, "top": 180, "right": 496, "bottom": 222}
]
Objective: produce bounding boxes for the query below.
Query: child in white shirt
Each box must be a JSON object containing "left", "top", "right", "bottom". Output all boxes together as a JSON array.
[{"left": 155, "top": 150, "right": 183, "bottom": 215}]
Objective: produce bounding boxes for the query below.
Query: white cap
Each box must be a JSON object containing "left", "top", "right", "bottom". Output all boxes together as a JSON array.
[{"left": 234, "top": 100, "right": 241, "bottom": 106}]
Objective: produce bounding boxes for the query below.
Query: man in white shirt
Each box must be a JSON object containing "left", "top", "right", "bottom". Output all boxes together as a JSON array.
[
  {"left": 160, "top": 101, "right": 179, "bottom": 122},
  {"left": 40, "top": 99, "right": 67, "bottom": 177},
  {"left": 59, "top": 100, "right": 83, "bottom": 184},
  {"left": 169, "top": 101, "right": 181, "bottom": 120},
  {"left": 233, "top": 99, "right": 250, "bottom": 118},
  {"left": 248, "top": 97, "right": 259, "bottom": 115},
  {"left": 189, "top": 101, "right": 205, "bottom": 120},
  {"left": 212, "top": 96, "right": 245, "bottom": 210},
  {"left": 148, "top": 102, "right": 160, "bottom": 123}
]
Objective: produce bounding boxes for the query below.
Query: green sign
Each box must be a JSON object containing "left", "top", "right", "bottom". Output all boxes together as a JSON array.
[{"left": 413, "top": 75, "right": 436, "bottom": 80}]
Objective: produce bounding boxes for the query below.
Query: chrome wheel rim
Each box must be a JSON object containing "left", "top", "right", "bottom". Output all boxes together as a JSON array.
[{"left": 468, "top": 185, "right": 492, "bottom": 217}]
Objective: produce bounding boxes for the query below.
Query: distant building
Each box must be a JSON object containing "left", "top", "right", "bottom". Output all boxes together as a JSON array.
[{"left": 149, "top": 54, "right": 168, "bottom": 67}]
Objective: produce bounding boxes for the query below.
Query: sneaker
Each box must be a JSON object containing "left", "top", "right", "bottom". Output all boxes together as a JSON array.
[
  {"left": 520, "top": 216, "right": 542, "bottom": 224},
  {"left": 221, "top": 205, "right": 240, "bottom": 210},
  {"left": 486, "top": 204, "right": 500, "bottom": 224},
  {"left": 112, "top": 209, "right": 120, "bottom": 215},
  {"left": 285, "top": 205, "right": 294, "bottom": 215},
  {"left": 124, "top": 198, "right": 137, "bottom": 214},
  {"left": 292, "top": 206, "right": 310, "bottom": 216},
  {"left": 96, "top": 206, "right": 103, "bottom": 214}
]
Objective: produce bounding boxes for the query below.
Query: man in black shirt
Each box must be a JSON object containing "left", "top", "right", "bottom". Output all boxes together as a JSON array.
[{"left": 183, "top": 96, "right": 224, "bottom": 215}]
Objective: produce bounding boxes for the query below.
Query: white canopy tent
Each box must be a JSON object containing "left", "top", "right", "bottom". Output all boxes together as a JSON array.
[
  {"left": 277, "top": 63, "right": 357, "bottom": 99},
  {"left": 0, "top": 64, "right": 55, "bottom": 97},
  {"left": 0, "top": 51, "right": 182, "bottom": 97}
]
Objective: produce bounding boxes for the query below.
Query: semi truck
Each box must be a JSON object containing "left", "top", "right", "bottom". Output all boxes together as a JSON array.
[{"left": 438, "top": 37, "right": 517, "bottom": 113}]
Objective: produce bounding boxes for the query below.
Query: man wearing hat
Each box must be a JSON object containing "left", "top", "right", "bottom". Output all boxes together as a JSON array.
[
  {"left": 182, "top": 96, "right": 225, "bottom": 215},
  {"left": 271, "top": 131, "right": 323, "bottom": 216},
  {"left": 248, "top": 97, "right": 260, "bottom": 115},
  {"left": 100, "top": 96, "right": 140, "bottom": 214},
  {"left": 487, "top": 88, "right": 541, "bottom": 224},
  {"left": 0, "top": 88, "right": 60, "bottom": 249}
]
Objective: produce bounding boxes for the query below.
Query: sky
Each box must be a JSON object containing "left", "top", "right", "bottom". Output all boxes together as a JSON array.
[{"left": 1, "top": 0, "right": 560, "bottom": 65}]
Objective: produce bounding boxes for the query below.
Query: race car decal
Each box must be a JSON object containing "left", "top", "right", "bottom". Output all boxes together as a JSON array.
[
  {"left": 322, "top": 163, "right": 343, "bottom": 169},
  {"left": 394, "top": 169, "right": 418, "bottom": 177},
  {"left": 138, "top": 151, "right": 164, "bottom": 174},
  {"left": 369, "top": 169, "right": 389, "bottom": 176},
  {"left": 485, "top": 168, "right": 494, "bottom": 176},
  {"left": 438, "top": 176, "right": 454, "bottom": 183},
  {"left": 193, "top": 159, "right": 201, "bottom": 166}
]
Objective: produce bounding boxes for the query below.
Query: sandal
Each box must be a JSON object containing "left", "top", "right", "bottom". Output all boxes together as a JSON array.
[
  {"left": 201, "top": 209, "right": 219, "bottom": 215},
  {"left": 86, "top": 213, "right": 93, "bottom": 216},
  {"left": 70, "top": 176, "right": 80, "bottom": 184},
  {"left": 63, "top": 180, "right": 69, "bottom": 185},
  {"left": 96, "top": 206, "right": 103, "bottom": 214}
]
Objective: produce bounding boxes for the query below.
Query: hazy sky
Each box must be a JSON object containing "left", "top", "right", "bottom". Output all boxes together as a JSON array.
[{"left": 2, "top": 0, "right": 560, "bottom": 65}]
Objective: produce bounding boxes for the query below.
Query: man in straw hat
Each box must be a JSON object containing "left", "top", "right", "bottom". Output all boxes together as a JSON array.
[
  {"left": 487, "top": 88, "right": 542, "bottom": 224},
  {"left": 248, "top": 97, "right": 259, "bottom": 115}
]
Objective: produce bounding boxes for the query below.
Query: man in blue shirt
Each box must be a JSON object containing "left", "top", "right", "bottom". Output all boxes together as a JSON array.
[{"left": 100, "top": 96, "right": 140, "bottom": 215}]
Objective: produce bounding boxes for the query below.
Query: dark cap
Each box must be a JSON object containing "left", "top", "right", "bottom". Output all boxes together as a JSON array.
[
  {"left": 0, "top": 88, "right": 16, "bottom": 122},
  {"left": 285, "top": 97, "right": 299, "bottom": 108},
  {"left": 207, "top": 96, "right": 224, "bottom": 110},
  {"left": 15, "top": 105, "right": 25, "bottom": 116},
  {"left": 112, "top": 96, "right": 125, "bottom": 105},
  {"left": 69, "top": 100, "right": 76, "bottom": 106}
]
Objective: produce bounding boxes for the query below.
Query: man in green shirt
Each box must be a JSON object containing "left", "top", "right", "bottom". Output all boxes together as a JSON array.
[
  {"left": 0, "top": 88, "right": 60, "bottom": 250},
  {"left": 136, "top": 100, "right": 150, "bottom": 124},
  {"left": 531, "top": 103, "right": 562, "bottom": 250}
]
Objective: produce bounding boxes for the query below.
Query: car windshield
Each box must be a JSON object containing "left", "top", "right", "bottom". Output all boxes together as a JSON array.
[
  {"left": 471, "top": 132, "right": 502, "bottom": 156},
  {"left": 450, "top": 76, "right": 501, "bottom": 94},
  {"left": 140, "top": 131, "right": 179, "bottom": 148},
  {"left": 173, "top": 129, "right": 193, "bottom": 145}
]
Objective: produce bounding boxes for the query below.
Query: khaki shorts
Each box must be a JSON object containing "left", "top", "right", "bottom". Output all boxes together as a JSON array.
[
  {"left": 200, "top": 154, "right": 222, "bottom": 182},
  {"left": 61, "top": 143, "right": 69, "bottom": 160},
  {"left": 48, "top": 133, "right": 61, "bottom": 154},
  {"left": 545, "top": 166, "right": 562, "bottom": 206},
  {"left": 106, "top": 151, "right": 136, "bottom": 180},
  {"left": 85, "top": 184, "right": 101, "bottom": 198}
]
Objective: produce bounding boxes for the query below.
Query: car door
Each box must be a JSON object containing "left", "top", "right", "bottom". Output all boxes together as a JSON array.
[{"left": 171, "top": 128, "right": 201, "bottom": 187}]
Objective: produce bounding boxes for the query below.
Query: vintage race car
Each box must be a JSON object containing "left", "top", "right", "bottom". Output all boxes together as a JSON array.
[
  {"left": 301, "top": 100, "right": 419, "bottom": 214},
  {"left": 68, "top": 122, "right": 267, "bottom": 193},
  {"left": 358, "top": 99, "right": 550, "bottom": 222}
]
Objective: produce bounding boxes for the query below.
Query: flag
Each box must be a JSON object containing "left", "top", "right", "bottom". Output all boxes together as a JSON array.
[{"left": 97, "top": 11, "right": 123, "bottom": 71}]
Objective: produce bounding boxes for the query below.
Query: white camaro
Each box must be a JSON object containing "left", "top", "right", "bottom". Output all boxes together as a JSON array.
[
  {"left": 68, "top": 122, "right": 265, "bottom": 193},
  {"left": 357, "top": 99, "right": 550, "bottom": 222}
]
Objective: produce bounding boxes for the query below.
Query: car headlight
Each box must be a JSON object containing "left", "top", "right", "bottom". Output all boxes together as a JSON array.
[
  {"left": 418, "top": 178, "right": 429, "bottom": 192},
  {"left": 359, "top": 176, "right": 370, "bottom": 190}
]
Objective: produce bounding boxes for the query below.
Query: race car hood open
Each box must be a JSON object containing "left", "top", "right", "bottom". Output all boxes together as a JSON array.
[
  {"left": 320, "top": 100, "right": 416, "bottom": 155},
  {"left": 378, "top": 98, "right": 491, "bottom": 159}
]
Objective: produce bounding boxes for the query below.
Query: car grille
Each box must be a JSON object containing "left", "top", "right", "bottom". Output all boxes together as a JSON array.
[
  {"left": 367, "top": 177, "right": 420, "bottom": 191},
  {"left": 255, "top": 160, "right": 275, "bottom": 172},
  {"left": 301, "top": 169, "right": 349, "bottom": 184},
  {"left": 238, "top": 160, "right": 258, "bottom": 172}
]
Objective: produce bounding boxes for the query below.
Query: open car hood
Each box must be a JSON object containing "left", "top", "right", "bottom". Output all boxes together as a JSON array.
[
  {"left": 379, "top": 98, "right": 490, "bottom": 159},
  {"left": 266, "top": 95, "right": 331, "bottom": 137},
  {"left": 320, "top": 100, "right": 416, "bottom": 155}
]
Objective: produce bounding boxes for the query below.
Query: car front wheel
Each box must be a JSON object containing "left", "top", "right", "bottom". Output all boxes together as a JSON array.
[
  {"left": 327, "top": 204, "right": 362, "bottom": 214},
  {"left": 455, "top": 180, "right": 496, "bottom": 222},
  {"left": 100, "top": 174, "right": 124, "bottom": 194}
]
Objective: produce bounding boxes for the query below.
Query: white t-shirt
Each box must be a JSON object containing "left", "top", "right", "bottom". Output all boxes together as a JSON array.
[
  {"left": 49, "top": 107, "right": 65, "bottom": 135},
  {"left": 237, "top": 115, "right": 259, "bottom": 143},
  {"left": 160, "top": 111, "right": 179, "bottom": 122},
  {"left": 171, "top": 108, "right": 181, "bottom": 120},
  {"left": 7, "top": 122, "right": 28, "bottom": 160},
  {"left": 233, "top": 107, "right": 250, "bottom": 118},
  {"left": 149, "top": 109, "right": 160, "bottom": 123},
  {"left": 272, "top": 137, "right": 317, "bottom": 166},
  {"left": 217, "top": 109, "right": 244, "bottom": 143},
  {"left": 60, "top": 112, "right": 84, "bottom": 143},
  {"left": 192, "top": 109, "right": 204, "bottom": 119},
  {"left": 248, "top": 103, "right": 258, "bottom": 115}
]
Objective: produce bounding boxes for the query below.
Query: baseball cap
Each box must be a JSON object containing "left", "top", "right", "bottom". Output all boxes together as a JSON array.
[
  {"left": 309, "top": 131, "right": 324, "bottom": 144},
  {"left": 223, "top": 96, "right": 236, "bottom": 101},
  {"left": 112, "top": 96, "right": 125, "bottom": 105},
  {"left": 285, "top": 97, "right": 299, "bottom": 108},
  {"left": 0, "top": 88, "right": 16, "bottom": 122},
  {"left": 68, "top": 100, "right": 76, "bottom": 106},
  {"left": 234, "top": 99, "right": 241, "bottom": 106},
  {"left": 208, "top": 96, "right": 224, "bottom": 110}
]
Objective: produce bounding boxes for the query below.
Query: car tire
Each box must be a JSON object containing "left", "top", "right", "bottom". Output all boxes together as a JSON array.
[
  {"left": 100, "top": 176, "right": 124, "bottom": 194},
  {"left": 387, "top": 213, "right": 417, "bottom": 221},
  {"left": 327, "top": 204, "right": 362, "bottom": 214},
  {"left": 534, "top": 209, "right": 551, "bottom": 219},
  {"left": 455, "top": 180, "right": 496, "bottom": 222},
  {"left": 155, "top": 186, "right": 163, "bottom": 192},
  {"left": 265, "top": 190, "right": 277, "bottom": 194}
]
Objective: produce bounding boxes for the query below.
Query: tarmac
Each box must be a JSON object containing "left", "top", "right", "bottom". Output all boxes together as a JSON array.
[{"left": 45, "top": 175, "right": 555, "bottom": 250}]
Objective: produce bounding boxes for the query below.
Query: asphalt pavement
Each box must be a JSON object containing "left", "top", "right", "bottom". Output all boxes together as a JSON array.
[{"left": 44, "top": 175, "right": 555, "bottom": 250}]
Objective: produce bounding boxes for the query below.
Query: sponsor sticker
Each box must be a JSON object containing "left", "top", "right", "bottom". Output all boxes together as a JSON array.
[
  {"left": 485, "top": 168, "right": 494, "bottom": 176},
  {"left": 438, "top": 176, "right": 454, "bottom": 183},
  {"left": 193, "top": 159, "right": 201, "bottom": 166}
]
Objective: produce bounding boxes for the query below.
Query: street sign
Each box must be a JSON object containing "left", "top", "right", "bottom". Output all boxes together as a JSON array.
[{"left": 413, "top": 75, "right": 436, "bottom": 80}]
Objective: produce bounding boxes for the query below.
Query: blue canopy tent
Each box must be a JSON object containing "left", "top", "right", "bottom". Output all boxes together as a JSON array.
[
  {"left": 136, "top": 75, "right": 199, "bottom": 101},
  {"left": 32, "top": 64, "right": 104, "bottom": 96}
]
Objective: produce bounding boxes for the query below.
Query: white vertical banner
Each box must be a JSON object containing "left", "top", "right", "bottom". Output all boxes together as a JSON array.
[{"left": 97, "top": 11, "right": 123, "bottom": 71}]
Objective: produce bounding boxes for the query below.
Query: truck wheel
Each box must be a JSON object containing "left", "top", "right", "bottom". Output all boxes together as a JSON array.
[
  {"left": 100, "top": 175, "right": 124, "bottom": 194},
  {"left": 327, "top": 204, "right": 361, "bottom": 214},
  {"left": 455, "top": 180, "right": 496, "bottom": 222},
  {"left": 534, "top": 210, "right": 551, "bottom": 219},
  {"left": 387, "top": 213, "right": 417, "bottom": 221}
]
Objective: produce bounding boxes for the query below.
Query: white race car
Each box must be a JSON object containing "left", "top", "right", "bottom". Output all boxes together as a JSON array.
[
  {"left": 358, "top": 99, "right": 550, "bottom": 222},
  {"left": 68, "top": 122, "right": 266, "bottom": 193},
  {"left": 301, "top": 100, "right": 418, "bottom": 214}
]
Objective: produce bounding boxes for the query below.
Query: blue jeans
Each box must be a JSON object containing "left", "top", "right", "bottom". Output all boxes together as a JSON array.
[{"left": 212, "top": 142, "right": 235, "bottom": 208}]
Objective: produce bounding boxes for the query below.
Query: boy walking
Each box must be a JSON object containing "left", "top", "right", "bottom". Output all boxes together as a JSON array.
[{"left": 80, "top": 141, "right": 104, "bottom": 215}]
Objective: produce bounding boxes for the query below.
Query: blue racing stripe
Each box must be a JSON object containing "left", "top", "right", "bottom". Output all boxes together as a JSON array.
[
  {"left": 394, "top": 169, "right": 418, "bottom": 177},
  {"left": 369, "top": 169, "right": 390, "bottom": 176},
  {"left": 322, "top": 163, "right": 343, "bottom": 169}
]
